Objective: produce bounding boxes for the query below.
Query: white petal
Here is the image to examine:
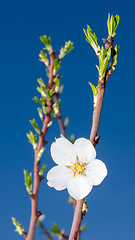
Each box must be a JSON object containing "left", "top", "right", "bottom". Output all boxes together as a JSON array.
[
  {"left": 51, "top": 137, "right": 76, "bottom": 166},
  {"left": 67, "top": 176, "right": 93, "bottom": 200},
  {"left": 74, "top": 138, "right": 96, "bottom": 163},
  {"left": 47, "top": 166, "right": 73, "bottom": 190},
  {"left": 47, "top": 181, "right": 54, "bottom": 187},
  {"left": 86, "top": 159, "right": 107, "bottom": 186}
]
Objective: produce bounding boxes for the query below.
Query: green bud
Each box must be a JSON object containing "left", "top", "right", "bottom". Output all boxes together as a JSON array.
[
  {"left": 37, "top": 78, "right": 46, "bottom": 88},
  {"left": 30, "top": 119, "right": 41, "bottom": 135},
  {"left": 40, "top": 35, "right": 53, "bottom": 53},
  {"left": 42, "top": 104, "right": 47, "bottom": 115},
  {"left": 39, "top": 164, "right": 47, "bottom": 176},
  {"left": 53, "top": 59, "right": 61, "bottom": 75},
  {"left": 107, "top": 14, "right": 120, "bottom": 37},
  {"left": 50, "top": 223, "right": 60, "bottom": 234},
  {"left": 52, "top": 100, "right": 60, "bottom": 116},
  {"left": 39, "top": 50, "right": 49, "bottom": 67},
  {"left": 89, "top": 82, "right": 98, "bottom": 108},
  {"left": 58, "top": 41, "right": 74, "bottom": 60},
  {"left": 83, "top": 25, "right": 100, "bottom": 56},
  {"left": 37, "top": 107, "right": 44, "bottom": 121},
  {"left": 12, "top": 217, "right": 25, "bottom": 236},
  {"left": 27, "top": 131, "right": 38, "bottom": 150},
  {"left": 24, "top": 170, "right": 32, "bottom": 195},
  {"left": 47, "top": 121, "right": 53, "bottom": 128},
  {"left": 37, "top": 86, "right": 46, "bottom": 98},
  {"left": 36, "top": 147, "right": 45, "bottom": 163}
]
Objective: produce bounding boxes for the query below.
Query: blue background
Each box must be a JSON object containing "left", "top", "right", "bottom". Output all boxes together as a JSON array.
[{"left": 0, "top": 0, "right": 135, "bottom": 239}]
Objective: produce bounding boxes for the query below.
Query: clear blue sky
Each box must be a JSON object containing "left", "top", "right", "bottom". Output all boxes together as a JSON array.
[{"left": 0, "top": 0, "right": 135, "bottom": 239}]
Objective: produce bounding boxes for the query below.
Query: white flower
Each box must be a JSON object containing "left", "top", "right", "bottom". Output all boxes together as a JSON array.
[{"left": 47, "top": 137, "right": 107, "bottom": 200}]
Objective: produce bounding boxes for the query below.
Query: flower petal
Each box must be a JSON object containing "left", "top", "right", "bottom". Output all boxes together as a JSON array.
[
  {"left": 47, "top": 166, "right": 73, "bottom": 190},
  {"left": 67, "top": 176, "right": 93, "bottom": 200},
  {"left": 86, "top": 159, "right": 107, "bottom": 186},
  {"left": 51, "top": 137, "right": 76, "bottom": 166},
  {"left": 74, "top": 138, "right": 96, "bottom": 162}
]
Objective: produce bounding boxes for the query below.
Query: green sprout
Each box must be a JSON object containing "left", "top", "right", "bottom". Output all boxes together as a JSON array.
[
  {"left": 24, "top": 170, "right": 32, "bottom": 195},
  {"left": 107, "top": 14, "right": 120, "bottom": 37}
]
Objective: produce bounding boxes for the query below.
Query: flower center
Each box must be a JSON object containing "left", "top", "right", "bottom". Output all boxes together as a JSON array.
[
  {"left": 72, "top": 162, "right": 86, "bottom": 177},
  {"left": 67, "top": 156, "right": 88, "bottom": 177}
]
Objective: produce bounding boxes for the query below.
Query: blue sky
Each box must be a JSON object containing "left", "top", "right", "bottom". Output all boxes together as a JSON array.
[{"left": 0, "top": 0, "right": 135, "bottom": 239}]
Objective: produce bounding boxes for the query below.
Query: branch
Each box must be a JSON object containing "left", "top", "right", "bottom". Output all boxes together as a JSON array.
[
  {"left": 68, "top": 64, "right": 109, "bottom": 240},
  {"left": 26, "top": 52, "right": 56, "bottom": 240}
]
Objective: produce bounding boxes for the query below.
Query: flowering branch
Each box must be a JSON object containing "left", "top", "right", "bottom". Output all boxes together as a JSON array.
[{"left": 69, "top": 14, "right": 120, "bottom": 240}]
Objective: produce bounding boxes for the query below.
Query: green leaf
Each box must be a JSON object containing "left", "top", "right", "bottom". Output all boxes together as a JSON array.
[
  {"left": 107, "top": 14, "right": 120, "bottom": 37},
  {"left": 33, "top": 96, "right": 43, "bottom": 104},
  {"left": 39, "top": 50, "right": 49, "bottom": 66},
  {"left": 110, "top": 45, "right": 119, "bottom": 68},
  {"left": 98, "top": 47, "right": 111, "bottom": 78},
  {"left": 39, "top": 164, "right": 47, "bottom": 176},
  {"left": 58, "top": 41, "right": 74, "bottom": 59},
  {"left": 24, "top": 170, "right": 32, "bottom": 195},
  {"left": 89, "top": 83, "right": 98, "bottom": 108},
  {"left": 36, "top": 147, "right": 45, "bottom": 163},
  {"left": 37, "top": 107, "right": 44, "bottom": 121},
  {"left": 83, "top": 25, "right": 100, "bottom": 56},
  {"left": 52, "top": 100, "right": 60, "bottom": 116},
  {"left": 37, "top": 78, "right": 46, "bottom": 88},
  {"left": 53, "top": 59, "right": 61, "bottom": 75},
  {"left": 30, "top": 119, "right": 41, "bottom": 135},
  {"left": 40, "top": 35, "right": 53, "bottom": 53},
  {"left": 50, "top": 223, "right": 60, "bottom": 234},
  {"left": 12, "top": 217, "right": 25, "bottom": 235},
  {"left": 27, "top": 131, "right": 38, "bottom": 150},
  {"left": 89, "top": 82, "right": 98, "bottom": 96}
]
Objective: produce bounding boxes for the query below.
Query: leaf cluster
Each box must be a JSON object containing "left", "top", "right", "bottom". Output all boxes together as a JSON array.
[{"left": 107, "top": 14, "right": 120, "bottom": 37}]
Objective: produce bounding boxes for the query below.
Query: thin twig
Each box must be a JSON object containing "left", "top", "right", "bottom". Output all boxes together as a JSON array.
[{"left": 26, "top": 52, "right": 56, "bottom": 240}]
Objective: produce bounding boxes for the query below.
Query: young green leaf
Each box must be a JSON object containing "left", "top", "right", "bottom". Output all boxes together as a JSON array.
[
  {"left": 24, "top": 170, "right": 32, "bottom": 195},
  {"left": 53, "top": 59, "right": 61, "bottom": 75},
  {"left": 89, "top": 82, "right": 98, "bottom": 108},
  {"left": 50, "top": 223, "right": 60, "bottom": 234},
  {"left": 36, "top": 147, "right": 45, "bottom": 163},
  {"left": 83, "top": 25, "right": 100, "bottom": 56},
  {"left": 40, "top": 35, "right": 53, "bottom": 53},
  {"left": 30, "top": 119, "right": 41, "bottom": 135},
  {"left": 12, "top": 217, "right": 26, "bottom": 236},
  {"left": 58, "top": 41, "right": 74, "bottom": 59},
  {"left": 37, "top": 107, "right": 44, "bottom": 121},
  {"left": 39, "top": 164, "right": 47, "bottom": 176},
  {"left": 27, "top": 131, "right": 38, "bottom": 150},
  {"left": 107, "top": 14, "right": 120, "bottom": 37},
  {"left": 39, "top": 50, "right": 49, "bottom": 67},
  {"left": 52, "top": 100, "right": 60, "bottom": 116}
]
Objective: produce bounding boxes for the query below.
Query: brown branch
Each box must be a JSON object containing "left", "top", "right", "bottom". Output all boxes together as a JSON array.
[
  {"left": 26, "top": 52, "right": 56, "bottom": 240},
  {"left": 68, "top": 73, "right": 110, "bottom": 240}
]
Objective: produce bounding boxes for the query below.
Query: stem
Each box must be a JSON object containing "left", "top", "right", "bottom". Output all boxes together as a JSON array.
[
  {"left": 26, "top": 52, "right": 56, "bottom": 240},
  {"left": 90, "top": 87, "right": 105, "bottom": 146},
  {"left": 69, "top": 199, "right": 83, "bottom": 240},
  {"left": 68, "top": 78, "right": 107, "bottom": 240}
]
